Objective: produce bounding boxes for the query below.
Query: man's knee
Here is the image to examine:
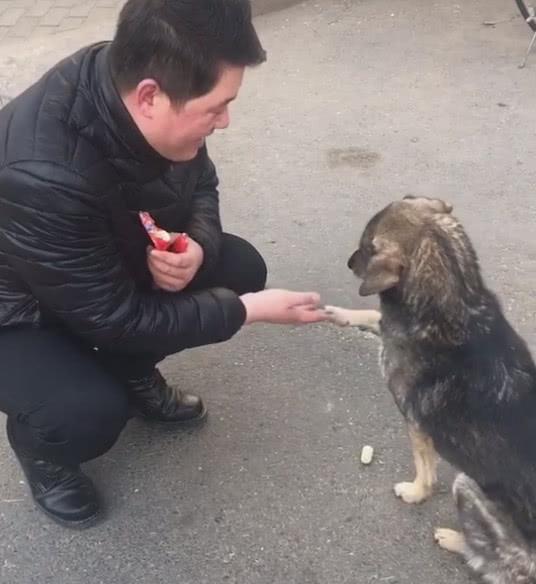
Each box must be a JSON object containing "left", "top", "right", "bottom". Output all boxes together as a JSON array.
[
  {"left": 10, "top": 385, "right": 129, "bottom": 465},
  {"left": 221, "top": 234, "right": 267, "bottom": 294}
]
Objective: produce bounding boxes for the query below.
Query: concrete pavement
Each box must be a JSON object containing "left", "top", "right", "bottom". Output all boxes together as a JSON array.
[
  {"left": 1, "top": 0, "right": 536, "bottom": 583},
  {"left": 0, "top": 0, "right": 123, "bottom": 42},
  {"left": 0, "top": 0, "right": 304, "bottom": 43}
]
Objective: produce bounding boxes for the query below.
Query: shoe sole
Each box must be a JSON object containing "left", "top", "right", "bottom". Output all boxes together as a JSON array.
[
  {"left": 37, "top": 504, "right": 100, "bottom": 530},
  {"left": 138, "top": 402, "right": 208, "bottom": 428}
]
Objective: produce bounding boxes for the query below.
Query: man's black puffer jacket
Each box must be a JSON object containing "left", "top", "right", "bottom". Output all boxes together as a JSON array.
[{"left": 0, "top": 42, "right": 246, "bottom": 354}]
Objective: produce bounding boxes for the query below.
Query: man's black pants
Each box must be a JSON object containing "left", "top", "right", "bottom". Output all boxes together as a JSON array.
[{"left": 0, "top": 234, "right": 266, "bottom": 466}]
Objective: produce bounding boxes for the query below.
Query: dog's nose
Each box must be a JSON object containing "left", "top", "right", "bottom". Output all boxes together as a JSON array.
[{"left": 347, "top": 251, "right": 357, "bottom": 270}]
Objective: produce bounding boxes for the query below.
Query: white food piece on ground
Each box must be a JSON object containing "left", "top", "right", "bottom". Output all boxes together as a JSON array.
[{"left": 360, "top": 445, "right": 374, "bottom": 465}]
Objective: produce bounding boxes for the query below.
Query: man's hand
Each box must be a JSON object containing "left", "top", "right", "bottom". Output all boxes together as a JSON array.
[
  {"left": 240, "top": 289, "right": 328, "bottom": 325},
  {"left": 147, "top": 237, "right": 204, "bottom": 292}
]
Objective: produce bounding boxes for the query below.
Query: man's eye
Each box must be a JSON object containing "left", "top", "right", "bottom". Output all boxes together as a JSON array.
[{"left": 211, "top": 105, "right": 228, "bottom": 115}]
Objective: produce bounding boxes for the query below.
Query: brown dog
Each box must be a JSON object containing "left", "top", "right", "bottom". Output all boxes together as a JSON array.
[{"left": 326, "top": 196, "right": 536, "bottom": 583}]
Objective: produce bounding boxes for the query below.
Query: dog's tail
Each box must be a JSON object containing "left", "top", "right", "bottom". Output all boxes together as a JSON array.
[{"left": 453, "top": 473, "right": 536, "bottom": 583}]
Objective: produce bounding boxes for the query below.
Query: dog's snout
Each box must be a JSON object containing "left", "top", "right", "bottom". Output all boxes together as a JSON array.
[{"left": 347, "top": 250, "right": 360, "bottom": 271}]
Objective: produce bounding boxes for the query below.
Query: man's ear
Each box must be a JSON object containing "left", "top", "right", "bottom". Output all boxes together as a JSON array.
[
  {"left": 135, "top": 79, "right": 163, "bottom": 118},
  {"left": 359, "top": 252, "right": 402, "bottom": 296}
]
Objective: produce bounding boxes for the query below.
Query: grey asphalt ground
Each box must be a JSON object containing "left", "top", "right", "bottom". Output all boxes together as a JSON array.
[{"left": 1, "top": 0, "right": 536, "bottom": 583}]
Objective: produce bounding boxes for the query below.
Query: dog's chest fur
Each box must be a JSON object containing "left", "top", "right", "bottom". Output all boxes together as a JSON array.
[
  {"left": 378, "top": 324, "right": 421, "bottom": 419},
  {"left": 377, "top": 308, "right": 454, "bottom": 429}
]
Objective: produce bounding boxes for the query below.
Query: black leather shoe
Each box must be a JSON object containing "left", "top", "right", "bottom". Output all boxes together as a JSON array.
[
  {"left": 7, "top": 423, "right": 99, "bottom": 528},
  {"left": 126, "top": 370, "right": 207, "bottom": 424}
]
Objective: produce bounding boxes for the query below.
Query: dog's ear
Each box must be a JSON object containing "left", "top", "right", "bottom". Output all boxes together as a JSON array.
[
  {"left": 402, "top": 195, "right": 453, "bottom": 215},
  {"left": 359, "top": 252, "right": 402, "bottom": 296}
]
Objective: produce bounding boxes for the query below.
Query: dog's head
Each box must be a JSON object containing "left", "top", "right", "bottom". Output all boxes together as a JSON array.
[{"left": 348, "top": 196, "right": 454, "bottom": 297}]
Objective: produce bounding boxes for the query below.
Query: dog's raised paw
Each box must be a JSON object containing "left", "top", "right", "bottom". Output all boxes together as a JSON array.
[
  {"left": 394, "top": 481, "right": 430, "bottom": 504},
  {"left": 324, "top": 306, "right": 350, "bottom": 327},
  {"left": 434, "top": 528, "right": 466, "bottom": 554}
]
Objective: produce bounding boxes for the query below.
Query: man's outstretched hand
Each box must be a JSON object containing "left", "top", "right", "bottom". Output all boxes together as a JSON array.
[{"left": 240, "top": 289, "right": 328, "bottom": 325}]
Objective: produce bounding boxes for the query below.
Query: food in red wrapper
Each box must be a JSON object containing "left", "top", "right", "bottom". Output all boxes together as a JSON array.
[
  {"left": 170, "top": 233, "right": 189, "bottom": 253},
  {"left": 139, "top": 211, "right": 189, "bottom": 253}
]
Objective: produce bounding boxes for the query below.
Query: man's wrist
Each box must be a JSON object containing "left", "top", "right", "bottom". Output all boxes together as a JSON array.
[{"left": 239, "top": 292, "right": 256, "bottom": 325}]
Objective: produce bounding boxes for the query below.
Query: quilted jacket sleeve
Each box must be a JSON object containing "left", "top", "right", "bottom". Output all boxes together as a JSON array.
[
  {"left": 0, "top": 161, "right": 246, "bottom": 354},
  {"left": 185, "top": 146, "right": 222, "bottom": 275}
]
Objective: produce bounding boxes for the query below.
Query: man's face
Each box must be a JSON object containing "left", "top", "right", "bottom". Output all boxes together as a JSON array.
[{"left": 129, "top": 65, "right": 245, "bottom": 162}]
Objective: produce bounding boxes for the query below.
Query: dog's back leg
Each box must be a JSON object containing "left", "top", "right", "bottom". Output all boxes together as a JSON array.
[
  {"left": 441, "top": 473, "right": 536, "bottom": 583},
  {"left": 434, "top": 528, "right": 467, "bottom": 555}
]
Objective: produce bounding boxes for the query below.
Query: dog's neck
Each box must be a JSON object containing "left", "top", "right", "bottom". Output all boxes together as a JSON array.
[{"left": 380, "top": 218, "right": 495, "bottom": 346}]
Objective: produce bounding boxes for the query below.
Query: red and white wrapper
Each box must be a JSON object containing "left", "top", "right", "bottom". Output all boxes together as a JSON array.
[{"left": 139, "top": 211, "right": 189, "bottom": 253}]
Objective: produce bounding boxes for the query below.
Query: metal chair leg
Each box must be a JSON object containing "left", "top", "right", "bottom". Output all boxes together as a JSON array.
[{"left": 519, "top": 8, "right": 536, "bottom": 68}]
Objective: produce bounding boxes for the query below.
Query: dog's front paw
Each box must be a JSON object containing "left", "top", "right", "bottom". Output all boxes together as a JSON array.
[
  {"left": 434, "top": 528, "right": 466, "bottom": 554},
  {"left": 324, "top": 305, "right": 350, "bottom": 327},
  {"left": 394, "top": 481, "right": 431, "bottom": 504}
]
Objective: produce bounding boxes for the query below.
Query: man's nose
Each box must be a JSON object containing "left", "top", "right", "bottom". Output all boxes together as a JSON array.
[{"left": 215, "top": 108, "right": 230, "bottom": 130}]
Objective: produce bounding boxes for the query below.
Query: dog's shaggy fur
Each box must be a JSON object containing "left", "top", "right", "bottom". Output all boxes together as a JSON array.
[{"left": 327, "top": 196, "right": 536, "bottom": 583}]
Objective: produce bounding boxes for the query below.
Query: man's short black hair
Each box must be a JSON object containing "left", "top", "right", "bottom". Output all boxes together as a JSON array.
[{"left": 109, "top": 0, "right": 266, "bottom": 101}]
